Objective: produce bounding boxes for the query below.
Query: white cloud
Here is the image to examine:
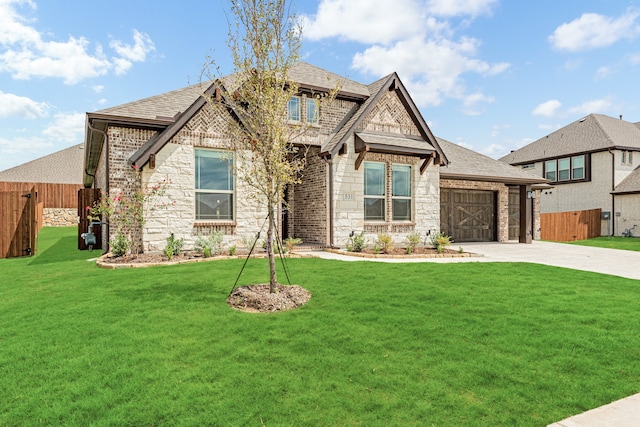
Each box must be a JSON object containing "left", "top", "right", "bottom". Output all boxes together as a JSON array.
[
  {"left": 549, "top": 10, "right": 640, "bottom": 52},
  {"left": 92, "top": 85, "right": 105, "bottom": 93},
  {"left": 628, "top": 52, "right": 640, "bottom": 65},
  {"left": 595, "top": 66, "right": 613, "bottom": 80},
  {"left": 479, "top": 142, "right": 508, "bottom": 159},
  {"left": 0, "top": 90, "right": 48, "bottom": 118},
  {"left": 567, "top": 98, "right": 613, "bottom": 116},
  {"left": 461, "top": 92, "right": 494, "bottom": 115},
  {"left": 109, "top": 30, "right": 155, "bottom": 75},
  {"left": 532, "top": 100, "right": 562, "bottom": 117},
  {"left": 301, "top": 0, "right": 433, "bottom": 44},
  {"left": 426, "top": 0, "right": 498, "bottom": 18},
  {"left": 301, "top": 0, "right": 509, "bottom": 109},
  {"left": 42, "top": 112, "right": 85, "bottom": 143},
  {"left": 0, "top": 0, "right": 154, "bottom": 83}
]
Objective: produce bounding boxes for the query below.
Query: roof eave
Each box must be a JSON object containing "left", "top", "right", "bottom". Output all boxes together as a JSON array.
[{"left": 440, "top": 172, "right": 549, "bottom": 185}]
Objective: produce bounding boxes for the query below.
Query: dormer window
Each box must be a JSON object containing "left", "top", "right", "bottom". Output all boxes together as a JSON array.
[
  {"left": 306, "top": 98, "right": 318, "bottom": 124},
  {"left": 288, "top": 96, "right": 300, "bottom": 122}
]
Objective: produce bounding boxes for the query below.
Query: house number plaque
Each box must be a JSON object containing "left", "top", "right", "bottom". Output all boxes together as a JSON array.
[{"left": 344, "top": 193, "right": 353, "bottom": 200}]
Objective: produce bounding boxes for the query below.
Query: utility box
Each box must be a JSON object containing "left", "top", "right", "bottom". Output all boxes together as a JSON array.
[{"left": 601, "top": 211, "right": 610, "bottom": 220}]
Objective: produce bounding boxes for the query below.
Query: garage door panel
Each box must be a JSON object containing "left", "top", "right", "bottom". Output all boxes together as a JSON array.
[{"left": 441, "top": 188, "right": 495, "bottom": 242}]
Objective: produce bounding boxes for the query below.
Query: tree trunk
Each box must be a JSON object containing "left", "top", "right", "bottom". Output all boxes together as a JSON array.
[{"left": 267, "top": 203, "right": 278, "bottom": 293}]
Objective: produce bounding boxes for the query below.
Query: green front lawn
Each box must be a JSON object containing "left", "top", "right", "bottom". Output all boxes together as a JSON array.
[
  {"left": 1, "top": 227, "right": 640, "bottom": 426},
  {"left": 566, "top": 236, "right": 640, "bottom": 252}
]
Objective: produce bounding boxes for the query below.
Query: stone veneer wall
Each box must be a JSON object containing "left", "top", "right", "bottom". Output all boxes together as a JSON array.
[
  {"left": 291, "top": 146, "right": 327, "bottom": 245},
  {"left": 140, "top": 102, "right": 269, "bottom": 253},
  {"left": 332, "top": 143, "right": 440, "bottom": 248},
  {"left": 42, "top": 208, "right": 78, "bottom": 226},
  {"left": 440, "top": 179, "right": 511, "bottom": 242}
]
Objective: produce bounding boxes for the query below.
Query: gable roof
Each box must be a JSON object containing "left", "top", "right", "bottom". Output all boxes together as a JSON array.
[
  {"left": 84, "top": 63, "right": 448, "bottom": 186},
  {"left": 321, "top": 73, "right": 447, "bottom": 164},
  {"left": 0, "top": 144, "right": 84, "bottom": 184},
  {"left": 613, "top": 167, "right": 640, "bottom": 195},
  {"left": 438, "top": 137, "right": 547, "bottom": 185},
  {"left": 501, "top": 114, "right": 640, "bottom": 165}
]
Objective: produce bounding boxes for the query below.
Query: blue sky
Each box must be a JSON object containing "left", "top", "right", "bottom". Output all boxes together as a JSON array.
[{"left": 2, "top": 0, "right": 640, "bottom": 171}]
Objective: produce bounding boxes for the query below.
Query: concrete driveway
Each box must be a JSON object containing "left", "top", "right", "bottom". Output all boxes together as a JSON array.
[{"left": 300, "top": 240, "right": 640, "bottom": 280}]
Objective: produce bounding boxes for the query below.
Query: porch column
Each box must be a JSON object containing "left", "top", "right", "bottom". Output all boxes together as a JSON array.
[{"left": 519, "top": 184, "right": 533, "bottom": 244}]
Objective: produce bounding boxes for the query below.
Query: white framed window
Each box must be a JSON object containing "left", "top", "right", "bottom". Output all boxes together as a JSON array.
[
  {"left": 571, "top": 155, "right": 585, "bottom": 179},
  {"left": 306, "top": 98, "right": 318, "bottom": 124},
  {"left": 195, "top": 149, "right": 234, "bottom": 221},
  {"left": 364, "top": 162, "right": 386, "bottom": 221},
  {"left": 545, "top": 160, "right": 556, "bottom": 181},
  {"left": 544, "top": 155, "right": 588, "bottom": 183},
  {"left": 622, "top": 151, "right": 634, "bottom": 166},
  {"left": 392, "top": 164, "right": 412, "bottom": 221},
  {"left": 288, "top": 96, "right": 300, "bottom": 122},
  {"left": 558, "top": 158, "right": 570, "bottom": 181}
]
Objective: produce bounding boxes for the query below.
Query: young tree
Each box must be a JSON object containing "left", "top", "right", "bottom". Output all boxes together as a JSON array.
[{"left": 204, "top": 0, "right": 334, "bottom": 293}]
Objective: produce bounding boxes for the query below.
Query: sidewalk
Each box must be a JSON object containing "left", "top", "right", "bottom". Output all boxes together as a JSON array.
[{"left": 547, "top": 393, "right": 640, "bottom": 427}]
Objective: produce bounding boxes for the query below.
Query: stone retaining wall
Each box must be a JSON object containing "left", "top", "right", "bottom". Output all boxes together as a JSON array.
[{"left": 42, "top": 208, "right": 78, "bottom": 227}]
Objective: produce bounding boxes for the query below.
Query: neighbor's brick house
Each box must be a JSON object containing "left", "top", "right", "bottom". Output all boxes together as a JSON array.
[{"left": 83, "top": 62, "right": 545, "bottom": 253}]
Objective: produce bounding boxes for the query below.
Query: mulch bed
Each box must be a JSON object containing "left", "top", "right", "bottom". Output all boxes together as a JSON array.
[{"left": 227, "top": 284, "right": 312, "bottom": 313}]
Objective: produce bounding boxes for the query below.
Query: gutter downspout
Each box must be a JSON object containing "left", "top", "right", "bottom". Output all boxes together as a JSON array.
[
  {"left": 322, "top": 155, "right": 335, "bottom": 248},
  {"left": 88, "top": 121, "right": 110, "bottom": 252},
  {"left": 609, "top": 149, "right": 615, "bottom": 236}
]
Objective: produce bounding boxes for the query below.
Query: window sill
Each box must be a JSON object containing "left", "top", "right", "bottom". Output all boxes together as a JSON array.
[{"left": 194, "top": 221, "right": 236, "bottom": 226}]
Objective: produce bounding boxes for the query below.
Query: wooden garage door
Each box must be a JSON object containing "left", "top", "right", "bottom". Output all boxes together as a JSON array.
[{"left": 441, "top": 188, "right": 496, "bottom": 242}]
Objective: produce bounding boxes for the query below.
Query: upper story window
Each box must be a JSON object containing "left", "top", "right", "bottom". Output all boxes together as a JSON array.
[
  {"left": 195, "top": 149, "right": 234, "bottom": 221},
  {"left": 287, "top": 96, "right": 300, "bottom": 122},
  {"left": 522, "top": 163, "right": 535, "bottom": 170},
  {"left": 622, "top": 151, "right": 634, "bottom": 166},
  {"left": 306, "top": 98, "right": 319, "bottom": 124},
  {"left": 544, "top": 154, "right": 588, "bottom": 184}
]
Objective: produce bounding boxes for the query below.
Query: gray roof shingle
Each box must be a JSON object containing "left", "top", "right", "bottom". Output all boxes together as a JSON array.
[
  {"left": 613, "top": 167, "right": 640, "bottom": 194},
  {"left": 501, "top": 114, "right": 640, "bottom": 165},
  {"left": 94, "top": 62, "right": 368, "bottom": 122},
  {"left": 0, "top": 144, "right": 84, "bottom": 184},
  {"left": 438, "top": 137, "right": 546, "bottom": 184}
]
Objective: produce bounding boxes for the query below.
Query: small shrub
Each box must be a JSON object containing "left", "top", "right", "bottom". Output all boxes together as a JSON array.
[
  {"left": 164, "top": 233, "right": 185, "bottom": 260},
  {"left": 110, "top": 232, "right": 131, "bottom": 257},
  {"left": 458, "top": 246, "right": 464, "bottom": 253},
  {"left": 346, "top": 231, "right": 366, "bottom": 252},
  {"left": 430, "top": 231, "right": 453, "bottom": 254},
  {"left": 195, "top": 231, "right": 224, "bottom": 257},
  {"left": 228, "top": 244, "right": 237, "bottom": 256},
  {"left": 375, "top": 232, "right": 394, "bottom": 254},
  {"left": 406, "top": 231, "right": 421, "bottom": 254},
  {"left": 284, "top": 237, "right": 302, "bottom": 254},
  {"left": 240, "top": 235, "right": 259, "bottom": 251}
]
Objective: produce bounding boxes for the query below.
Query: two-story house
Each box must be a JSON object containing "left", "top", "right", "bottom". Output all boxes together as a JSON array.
[
  {"left": 501, "top": 114, "right": 640, "bottom": 236},
  {"left": 83, "top": 62, "right": 545, "bottom": 253}
]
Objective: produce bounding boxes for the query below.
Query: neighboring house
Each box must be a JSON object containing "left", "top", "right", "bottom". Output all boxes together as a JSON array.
[
  {"left": 501, "top": 114, "right": 640, "bottom": 236},
  {"left": 83, "top": 62, "right": 545, "bottom": 253},
  {"left": 0, "top": 144, "right": 84, "bottom": 226}
]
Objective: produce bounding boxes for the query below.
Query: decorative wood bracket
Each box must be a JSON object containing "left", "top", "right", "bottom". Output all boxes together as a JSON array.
[
  {"left": 354, "top": 146, "right": 369, "bottom": 171},
  {"left": 420, "top": 153, "right": 436, "bottom": 175}
]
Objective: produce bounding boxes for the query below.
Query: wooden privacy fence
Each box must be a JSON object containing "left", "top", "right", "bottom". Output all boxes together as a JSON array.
[
  {"left": 540, "top": 208, "right": 601, "bottom": 242},
  {"left": 0, "top": 187, "right": 38, "bottom": 259},
  {"left": 77, "top": 188, "right": 102, "bottom": 251},
  {"left": 0, "top": 182, "right": 81, "bottom": 208}
]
